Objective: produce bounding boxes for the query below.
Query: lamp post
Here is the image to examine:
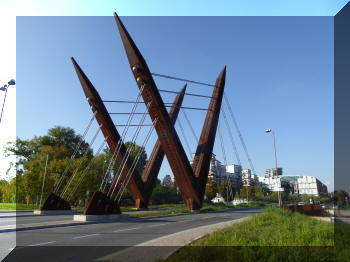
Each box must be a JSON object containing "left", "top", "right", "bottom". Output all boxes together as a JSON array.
[
  {"left": 0, "top": 79, "right": 16, "bottom": 124},
  {"left": 265, "top": 128, "right": 282, "bottom": 208}
]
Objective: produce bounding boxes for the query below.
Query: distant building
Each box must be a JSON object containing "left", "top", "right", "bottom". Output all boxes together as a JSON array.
[
  {"left": 207, "top": 154, "right": 225, "bottom": 185},
  {"left": 264, "top": 174, "right": 329, "bottom": 197},
  {"left": 205, "top": 154, "right": 243, "bottom": 188},
  {"left": 225, "top": 164, "right": 242, "bottom": 188},
  {"left": 265, "top": 168, "right": 283, "bottom": 178},
  {"left": 258, "top": 176, "right": 285, "bottom": 192},
  {"left": 242, "top": 169, "right": 258, "bottom": 187},
  {"left": 296, "top": 175, "right": 328, "bottom": 197}
]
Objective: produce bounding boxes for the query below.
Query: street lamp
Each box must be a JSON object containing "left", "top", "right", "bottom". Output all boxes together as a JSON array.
[
  {"left": 0, "top": 79, "right": 16, "bottom": 124},
  {"left": 265, "top": 128, "right": 282, "bottom": 208}
]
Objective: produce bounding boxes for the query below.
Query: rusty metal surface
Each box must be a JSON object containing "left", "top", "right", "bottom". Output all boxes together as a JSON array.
[
  {"left": 85, "top": 191, "right": 121, "bottom": 215},
  {"left": 114, "top": 13, "right": 226, "bottom": 210},
  {"left": 191, "top": 66, "right": 226, "bottom": 202},
  {"left": 114, "top": 13, "right": 199, "bottom": 207},
  {"left": 136, "top": 85, "right": 187, "bottom": 208},
  {"left": 72, "top": 57, "right": 187, "bottom": 210},
  {"left": 72, "top": 58, "right": 147, "bottom": 204},
  {"left": 41, "top": 192, "right": 71, "bottom": 210}
]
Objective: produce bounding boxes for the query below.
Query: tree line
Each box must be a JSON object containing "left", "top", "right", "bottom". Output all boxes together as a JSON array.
[
  {"left": 0, "top": 125, "right": 333, "bottom": 207},
  {"left": 0, "top": 126, "right": 182, "bottom": 207}
]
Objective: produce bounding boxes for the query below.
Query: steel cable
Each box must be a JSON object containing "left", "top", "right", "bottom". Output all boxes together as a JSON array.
[
  {"left": 221, "top": 109, "right": 242, "bottom": 166},
  {"left": 54, "top": 111, "right": 97, "bottom": 194},
  {"left": 177, "top": 116, "right": 193, "bottom": 160},
  {"left": 181, "top": 108, "right": 199, "bottom": 143},
  {"left": 67, "top": 136, "right": 108, "bottom": 201},
  {"left": 108, "top": 101, "right": 152, "bottom": 197},
  {"left": 60, "top": 124, "right": 102, "bottom": 199},
  {"left": 115, "top": 118, "right": 158, "bottom": 203},
  {"left": 223, "top": 93, "right": 256, "bottom": 175},
  {"left": 99, "top": 85, "right": 146, "bottom": 192},
  {"left": 151, "top": 72, "right": 215, "bottom": 87}
]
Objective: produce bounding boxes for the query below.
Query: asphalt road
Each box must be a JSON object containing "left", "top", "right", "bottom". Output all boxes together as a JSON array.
[{"left": 1, "top": 207, "right": 263, "bottom": 262}]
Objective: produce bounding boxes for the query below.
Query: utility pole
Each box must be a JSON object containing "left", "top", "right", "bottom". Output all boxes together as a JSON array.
[{"left": 265, "top": 129, "right": 282, "bottom": 208}]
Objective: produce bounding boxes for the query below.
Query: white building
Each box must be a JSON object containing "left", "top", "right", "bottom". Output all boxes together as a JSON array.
[
  {"left": 265, "top": 168, "right": 283, "bottom": 178},
  {"left": 242, "top": 169, "right": 258, "bottom": 186},
  {"left": 226, "top": 164, "right": 242, "bottom": 174},
  {"left": 296, "top": 175, "right": 328, "bottom": 197},
  {"left": 258, "top": 174, "right": 329, "bottom": 196},
  {"left": 258, "top": 176, "right": 284, "bottom": 192},
  {"left": 206, "top": 154, "right": 226, "bottom": 185},
  {"left": 205, "top": 155, "right": 243, "bottom": 188}
]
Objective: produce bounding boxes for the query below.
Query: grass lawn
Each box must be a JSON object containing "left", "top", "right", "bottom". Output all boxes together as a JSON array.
[
  {"left": 129, "top": 202, "right": 266, "bottom": 218},
  {"left": 0, "top": 201, "right": 265, "bottom": 215},
  {"left": 160, "top": 207, "right": 335, "bottom": 262},
  {"left": 0, "top": 203, "right": 40, "bottom": 210},
  {"left": 129, "top": 208, "right": 191, "bottom": 218}
]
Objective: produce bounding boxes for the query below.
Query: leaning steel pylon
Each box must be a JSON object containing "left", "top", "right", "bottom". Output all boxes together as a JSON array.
[
  {"left": 40, "top": 14, "right": 225, "bottom": 213},
  {"left": 72, "top": 57, "right": 186, "bottom": 213},
  {"left": 114, "top": 13, "right": 226, "bottom": 210}
]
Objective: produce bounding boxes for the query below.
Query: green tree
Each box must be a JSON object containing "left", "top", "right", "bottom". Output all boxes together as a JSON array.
[
  {"left": 4, "top": 125, "right": 150, "bottom": 205},
  {"left": 150, "top": 184, "right": 182, "bottom": 205},
  {"left": 205, "top": 177, "right": 217, "bottom": 201},
  {"left": 4, "top": 126, "right": 94, "bottom": 204},
  {"left": 288, "top": 193, "right": 301, "bottom": 204},
  {"left": 220, "top": 180, "right": 235, "bottom": 202},
  {"left": 100, "top": 142, "right": 148, "bottom": 195},
  {"left": 0, "top": 180, "right": 9, "bottom": 202},
  {"left": 123, "top": 142, "right": 147, "bottom": 175}
]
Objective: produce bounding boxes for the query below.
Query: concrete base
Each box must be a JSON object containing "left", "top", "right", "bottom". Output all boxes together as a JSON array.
[
  {"left": 311, "top": 216, "right": 334, "bottom": 222},
  {"left": 132, "top": 208, "right": 149, "bottom": 211},
  {"left": 73, "top": 214, "right": 128, "bottom": 222},
  {"left": 33, "top": 209, "right": 76, "bottom": 215},
  {"left": 190, "top": 210, "right": 200, "bottom": 214}
]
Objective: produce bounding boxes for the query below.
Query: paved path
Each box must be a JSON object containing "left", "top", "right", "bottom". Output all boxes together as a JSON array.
[{"left": 0, "top": 207, "right": 263, "bottom": 262}]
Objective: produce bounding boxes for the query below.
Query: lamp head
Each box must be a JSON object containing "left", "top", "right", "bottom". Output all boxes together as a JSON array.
[
  {"left": 265, "top": 128, "right": 272, "bottom": 133},
  {"left": 8, "top": 79, "right": 15, "bottom": 85}
]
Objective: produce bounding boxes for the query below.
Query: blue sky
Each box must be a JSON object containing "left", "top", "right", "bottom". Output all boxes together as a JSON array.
[{"left": 16, "top": 16, "right": 333, "bottom": 189}]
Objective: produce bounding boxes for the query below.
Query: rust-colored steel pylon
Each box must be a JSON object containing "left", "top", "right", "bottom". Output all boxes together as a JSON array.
[
  {"left": 114, "top": 13, "right": 226, "bottom": 210},
  {"left": 72, "top": 57, "right": 186, "bottom": 213}
]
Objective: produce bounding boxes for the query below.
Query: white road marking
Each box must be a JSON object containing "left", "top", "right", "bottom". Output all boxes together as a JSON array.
[
  {"left": 0, "top": 220, "right": 16, "bottom": 223},
  {"left": 113, "top": 227, "right": 140, "bottom": 233},
  {"left": 177, "top": 220, "right": 187, "bottom": 223},
  {"left": 148, "top": 223, "right": 169, "bottom": 228},
  {"left": 29, "top": 241, "right": 56, "bottom": 246},
  {"left": 72, "top": 233, "right": 100, "bottom": 239},
  {"left": 0, "top": 225, "right": 16, "bottom": 230}
]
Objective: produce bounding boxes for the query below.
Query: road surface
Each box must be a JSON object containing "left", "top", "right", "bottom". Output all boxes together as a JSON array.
[{"left": 1, "top": 207, "right": 263, "bottom": 262}]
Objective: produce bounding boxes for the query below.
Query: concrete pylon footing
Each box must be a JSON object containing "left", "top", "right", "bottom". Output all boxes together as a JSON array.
[
  {"left": 33, "top": 209, "right": 77, "bottom": 215},
  {"left": 73, "top": 214, "right": 129, "bottom": 222}
]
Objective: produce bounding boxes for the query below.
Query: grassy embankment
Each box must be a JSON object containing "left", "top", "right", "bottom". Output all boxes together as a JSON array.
[
  {"left": 158, "top": 206, "right": 336, "bottom": 262},
  {"left": 0, "top": 203, "right": 40, "bottom": 210},
  {"left": 129, "top": 202, "right": 266, "bottom": 218},
  {"left": 0, "top": 201, "right": 265, "bottom": 216}
]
